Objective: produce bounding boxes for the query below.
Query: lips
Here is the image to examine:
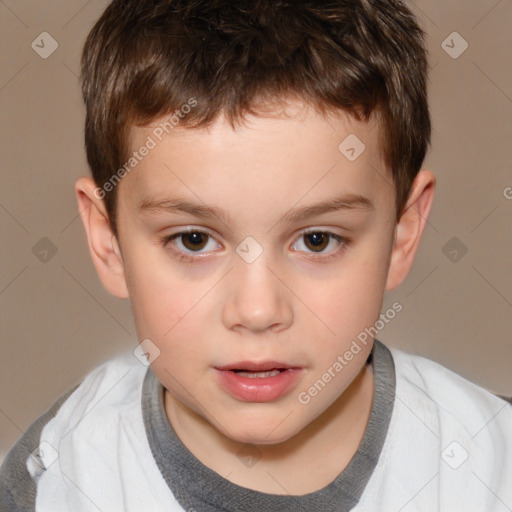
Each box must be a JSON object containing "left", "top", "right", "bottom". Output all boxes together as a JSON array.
[
  {"left": 215, "top": 360, "right": 297, "bottom": 372},
  {"left": 214, "top": 361, "right": 303, "bottom": 402}
]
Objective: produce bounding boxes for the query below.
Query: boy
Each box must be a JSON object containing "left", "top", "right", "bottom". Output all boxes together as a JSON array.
[{"left": 1, "top": 0, "right": 511, "bottom": 510}]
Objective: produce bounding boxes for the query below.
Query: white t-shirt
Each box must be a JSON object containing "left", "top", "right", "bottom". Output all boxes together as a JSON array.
[{"left": 1, "top": 340, "right": 511, "bottom": 511}]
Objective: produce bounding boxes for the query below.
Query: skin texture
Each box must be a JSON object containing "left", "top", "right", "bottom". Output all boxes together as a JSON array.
[{"left": 75, "top": 100, "right": 435, "bottom": 494}]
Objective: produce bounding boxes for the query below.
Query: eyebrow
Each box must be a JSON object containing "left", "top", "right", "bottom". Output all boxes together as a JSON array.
[{"left": 137, "top": 193, "right": 374, "bottom": 224}]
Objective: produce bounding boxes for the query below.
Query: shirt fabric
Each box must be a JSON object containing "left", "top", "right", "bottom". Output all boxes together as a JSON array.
[{"left": 1, "top": 339, "right": 511, "bottom": 512}]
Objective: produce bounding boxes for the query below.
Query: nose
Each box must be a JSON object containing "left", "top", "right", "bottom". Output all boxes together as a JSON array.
[{"left": 222, "top": 249, "right": 293, "bottom": 333}]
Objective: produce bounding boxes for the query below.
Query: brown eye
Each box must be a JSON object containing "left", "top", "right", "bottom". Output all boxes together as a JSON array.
[
  {"left": 292, "top": 230, "right": 348, "bottom": 257},
  {"left": 160, "top": 229, "right": 223, "bottom": 263},
  {"left": 303, "top": 232, "right": 329, "bottom": 252},
  {"left": 180, "top": 231, "right": 209, "bottom": 251}
]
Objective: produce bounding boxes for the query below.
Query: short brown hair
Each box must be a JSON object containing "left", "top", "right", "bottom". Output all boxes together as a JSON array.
[{"left": 81, "top": 0, "right": 430, "bottom": 239}]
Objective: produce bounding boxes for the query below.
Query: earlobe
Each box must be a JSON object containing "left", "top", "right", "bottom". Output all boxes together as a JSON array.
[
  {"left": 385, "top": 170, "right": 436, "bottom": 291},
  {"left": 74, "top": 176, "right": 129, "bottom": 299}
]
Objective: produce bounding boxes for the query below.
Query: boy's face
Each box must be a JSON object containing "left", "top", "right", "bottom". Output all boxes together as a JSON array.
[{"left": 81, "top": 100, "right": 431, "bottom": 445}]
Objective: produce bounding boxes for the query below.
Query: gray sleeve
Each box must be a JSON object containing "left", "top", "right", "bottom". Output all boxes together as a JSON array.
[{"left": 0, "top": 384, "right": 80, "bottom": 512}]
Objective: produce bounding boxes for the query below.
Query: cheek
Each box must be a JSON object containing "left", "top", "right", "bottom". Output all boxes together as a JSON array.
[
  {"left": 124, "top": 247, "right": 199, "bottom": 340},
  {"left": 125, "top": 253, "right": 217, "bottom": 372},
  {"left": 294, "top": 259, "right": 382, "bottom": 403},
  {"left": 130, "top": 279, "right": 211, "bottom": 380},
  {"left": 132, "top": 281, "right": 204, "bottom": 344},
  {"left": 302, "top": 250, "right": 389, "bottom": 338}
]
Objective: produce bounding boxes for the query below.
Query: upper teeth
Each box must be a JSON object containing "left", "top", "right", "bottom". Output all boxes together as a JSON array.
[{"left": 236, "top": 369, "right": 282, "bottom": 378}]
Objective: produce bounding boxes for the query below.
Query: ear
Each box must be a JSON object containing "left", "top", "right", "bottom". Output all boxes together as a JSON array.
[
  {"left": 385, "top": 170, "right": 436, "bottom": 291},
  {"left": 74, "top": 176, "right": 129, "bottom": 299}
]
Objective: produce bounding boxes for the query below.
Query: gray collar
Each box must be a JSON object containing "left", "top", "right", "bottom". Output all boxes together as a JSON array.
[{"left": 142, "top": 339, "right": 396, "bottom": 512}]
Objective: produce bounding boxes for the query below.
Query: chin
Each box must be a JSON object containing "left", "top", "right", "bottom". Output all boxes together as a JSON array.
[
  {"left": 225, "top": 429, "right": 295, "bottom": 446},
  {"left": 217, "top": 411, "right": 304, "bottom": 446}
]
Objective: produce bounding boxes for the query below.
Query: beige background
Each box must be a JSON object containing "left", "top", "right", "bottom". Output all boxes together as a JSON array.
[{"left": 1, "top": 0, "right": 511, "bottom": 462}]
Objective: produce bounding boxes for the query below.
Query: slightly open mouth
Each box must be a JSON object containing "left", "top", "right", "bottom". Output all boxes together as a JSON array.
[
  {"left": 231, "top": 368, "right": 286, "bottom": 378},
  {"left": 216, "top": 367, "right": 303, "bottom": 402}
]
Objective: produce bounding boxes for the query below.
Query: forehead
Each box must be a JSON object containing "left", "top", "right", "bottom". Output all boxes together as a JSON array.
[{"left": 119, "top": 101, "right": 392, "bottom": 222}]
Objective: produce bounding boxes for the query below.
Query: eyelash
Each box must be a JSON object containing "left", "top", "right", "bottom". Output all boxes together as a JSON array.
[{"left": 160, "top": 228, "right": 351, "bottom": 264}]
